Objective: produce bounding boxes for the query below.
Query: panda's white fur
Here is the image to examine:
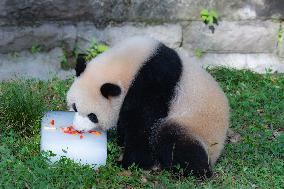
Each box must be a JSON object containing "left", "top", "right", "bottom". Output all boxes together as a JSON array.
[
  {"left": 67, "top": 36, "right": 229, "bottom": 177},
  {"left": 167, "top": 51, "right": 229, "bottom": 165}
]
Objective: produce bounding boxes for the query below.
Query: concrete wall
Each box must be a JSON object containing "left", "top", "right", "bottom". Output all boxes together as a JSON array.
[{"left": 1, "top": 0, "right": 284, "bottom": 80}]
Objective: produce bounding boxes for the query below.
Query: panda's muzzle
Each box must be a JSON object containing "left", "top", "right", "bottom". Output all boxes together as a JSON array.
[{"left": 88, "top": 113, "right": 98, "bottom": 123}]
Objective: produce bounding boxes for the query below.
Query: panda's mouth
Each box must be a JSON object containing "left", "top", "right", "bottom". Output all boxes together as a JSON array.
[{"left": 72, "top": 113, "right": 99, "bottom": 132}]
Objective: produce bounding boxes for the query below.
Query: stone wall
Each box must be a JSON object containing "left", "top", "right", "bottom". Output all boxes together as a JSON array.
[{"left": 0, "top": 0, "right": 284, "bottom": 80}]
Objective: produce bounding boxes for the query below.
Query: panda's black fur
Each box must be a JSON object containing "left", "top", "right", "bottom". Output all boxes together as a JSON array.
[
  {"left": 115, "top": 44, "right": 211, "bottom": 177},
  {"left": 69, "top": 36, "right": 229, "bottom": 178}
]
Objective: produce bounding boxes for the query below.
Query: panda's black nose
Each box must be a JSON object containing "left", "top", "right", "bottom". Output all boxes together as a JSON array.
[{"left": 88, "top": 113, "right": 98, "bottom": 123}]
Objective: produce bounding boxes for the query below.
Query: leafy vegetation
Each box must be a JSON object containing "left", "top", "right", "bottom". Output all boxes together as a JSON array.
[
  {"left": 60, "top": 39, "right": 109, "bottom": 69},
  {"left": 30, "top": 43, "right": 41, "bottom": 54},
  {"left": 200, "top": 9, "right": 219, "bottom": 33},
  {"left": 194, "top": 48, "right": 205, "bottom": 58},
  {"left": 84, "top": 39, "right": 109, "bottom": 61},
  {"left": 60, "top": 50, "right": 69, "bottom": 70},
  {"left": 277, "top": 23, "right": 283, "bottom": 46},
  {"left": 0, "top": 68, "right": 283, "bottom": 188}
]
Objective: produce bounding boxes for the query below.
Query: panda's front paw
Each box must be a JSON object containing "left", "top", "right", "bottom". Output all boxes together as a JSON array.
[{"left": 122, "top": 149, "right": 154, "bottom": 169}]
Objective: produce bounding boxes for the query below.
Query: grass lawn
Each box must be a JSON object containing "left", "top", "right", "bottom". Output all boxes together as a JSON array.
[{"left": 0, "top": 68, "right": 283, "bottom": 189}]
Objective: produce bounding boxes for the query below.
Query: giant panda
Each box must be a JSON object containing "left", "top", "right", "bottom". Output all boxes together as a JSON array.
[{"left": 67, "top": 36, "right": 229, "bottom": 178}]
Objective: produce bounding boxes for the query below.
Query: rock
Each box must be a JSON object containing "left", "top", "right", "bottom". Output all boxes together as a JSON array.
[
  {"left": 0, "top": 23, "right": 182, "bottom": 53},
  {"left": 254, "top": 0, "right": 284, "bottom": 19},
  {"left": 60, "top": 25, "right": 77, "bottom": 51},
  {"left": 0, "top": 0, "right": 283, "bottom": 80},
  {"left": 127, "top": 0, "right": 212, "bottom": 21},
  {"left": 0, "top": 0, "right": 214, "bottom": 25},
  {"left": 0, "top": 0, "right": 283, "bottom": 26},
  {"left": 76, "top": 23, "right": 182, "bottom": 50},
  {"left": 215, "top": 0, "right": 283, "bottom": 20},
  {"left": 0, "top": 24, "right": 77, "bottom": 53},
  {"left": 0, "top": 47, "right": 74, "bottom": 81},
  {"left": 183, "top": 21, "right": 278, "bottom": 53},
  {"left": 187, "top": 52, "right": 284, "bottom": 73}
]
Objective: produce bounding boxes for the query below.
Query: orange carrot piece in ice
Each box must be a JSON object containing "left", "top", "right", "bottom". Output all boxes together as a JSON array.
[
  {"left": 61, "top": 125, "right": 84, "bottom": 135},
  {"left": 89, "top": 130, "right": 102, "bottom": 135}
]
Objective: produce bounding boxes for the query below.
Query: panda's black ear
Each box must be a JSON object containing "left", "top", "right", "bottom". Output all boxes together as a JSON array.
[
  {"left": 75, "top": 53, "right": 88, "bottom": 77},
  {"left": 100, "top": 83, "right": 121, "bottom": 99}
]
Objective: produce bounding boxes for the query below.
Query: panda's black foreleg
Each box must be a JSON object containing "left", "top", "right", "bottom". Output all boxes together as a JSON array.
[
  {"left": 122, "top": 148, "right": 154, "bottom": 169},
  {"left": 121, "top": 129, "right": 155, "bottom": 169},
  {"left": 156, "top": 122, "right": 212, "bottom": 178},
  {"left": 116, "top": 120, "right": 125, "bottom": 147},
  {"left": 117, "top": 118, "right": 154, "bottom": 168}
]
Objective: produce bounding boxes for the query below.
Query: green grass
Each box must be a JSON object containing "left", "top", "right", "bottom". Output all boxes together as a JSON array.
[
  {"left": 0, "top": 68, "right": 283, "bottom": 188},
  {"left": 30, "top": 44, "right": 41, "bottom": 54}
]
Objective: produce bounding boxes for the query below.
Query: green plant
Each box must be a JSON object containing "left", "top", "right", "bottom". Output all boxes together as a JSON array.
[
  {"left": 85, "top": 39, "right": 109, "bottom": 61},
  {"left": 30, "top": 44, "right": 41, "bottom": 54},
  {"left": 60, "top": 51, "right": 69, "bottom": 70},
  {"left": 0, "top": 80, "right": 46, "bottom": 135},
  {"left": 194, "top": 48, "right": 205, "bottom": 58},
  {"left": 200, "top": 9, "right": 218, "bottom": 33},
  {"left": 277, "top": 24, "right": 283, "bottom": 44},
  {"left": 264, "top": 68, "right": 273, "bottom": 74},
  {"left": 72, "top": 44, "right": 80, "bottom": 59}
]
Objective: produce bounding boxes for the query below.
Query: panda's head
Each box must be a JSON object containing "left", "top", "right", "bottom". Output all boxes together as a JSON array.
[
  {"left": 67, "top": 53, "right": 124, "bottom": 131},
  {"left": 67, "top": 36, "right": 158, "bottom": 131}
]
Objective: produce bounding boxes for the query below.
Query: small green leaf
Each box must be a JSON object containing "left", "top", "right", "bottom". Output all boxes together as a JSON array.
[
  {"left": 200, "top": 9, "right": 209, "bottom": 16},
  {"left": 201, "top": 15, "right": 208, "bottom": 22},
  {"left": 97, "top": 44, "right": 109, "bottom": 53},
  {"left": 208, "top": 16, "right": 214, "bottom": 25}
]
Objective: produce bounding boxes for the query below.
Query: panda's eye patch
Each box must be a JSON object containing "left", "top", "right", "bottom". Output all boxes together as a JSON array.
[
  {"left": 72, "top": 103, "right": 77, "bottom": 112},
  {"left": 100, "top": 83, "right": 121, "bottom": 99},
  {"left": 88, "top": 113, "right": 98, "bottom": 123}
]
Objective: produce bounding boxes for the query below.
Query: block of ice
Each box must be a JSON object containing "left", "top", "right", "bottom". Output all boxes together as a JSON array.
[{"left": 40, "top": 111, "right": 107, "bottom": 169}]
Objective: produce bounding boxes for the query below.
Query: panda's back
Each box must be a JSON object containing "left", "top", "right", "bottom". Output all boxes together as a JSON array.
[{"left": 167, "top": 52, "right": 229, "bottom": 165}]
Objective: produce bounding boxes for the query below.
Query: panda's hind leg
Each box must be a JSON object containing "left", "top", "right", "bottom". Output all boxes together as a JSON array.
[{"left": 156, "top": 122, "right": 212, "bottom": 178}]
